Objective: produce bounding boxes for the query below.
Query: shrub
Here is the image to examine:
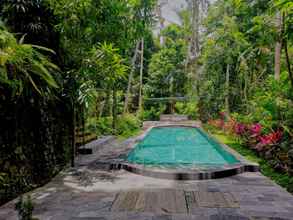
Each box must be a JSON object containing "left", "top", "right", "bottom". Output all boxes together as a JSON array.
[
  {"left": 116, "top": 114, "right": 141, "bottom": 137},
  {"left": 175, "top": 102, "right": 198, "bottom": 119},
  {"left": 15, "top": 195, "right": 38, "bottom": 220},
  {"left": 208, "top": 111, "right": 291, "bottom": 174},
  {"left": 87, "top": 114, "right": 141, "bottom": 138},
  {"left": 142, "top": 104, "right": 166, "bottom": 121},
  {"left": 95, "top": 117, "right": 113, "bottom": 136}
]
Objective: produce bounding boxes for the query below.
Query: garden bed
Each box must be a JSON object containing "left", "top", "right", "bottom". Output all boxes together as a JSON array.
[{"left": 204, "top": 125, "right": 293, "bottom": 193}]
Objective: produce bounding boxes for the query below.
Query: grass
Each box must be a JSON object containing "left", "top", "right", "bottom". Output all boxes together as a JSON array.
[{"left": 204, "top": 125, "right": 293, "bottom": 193}]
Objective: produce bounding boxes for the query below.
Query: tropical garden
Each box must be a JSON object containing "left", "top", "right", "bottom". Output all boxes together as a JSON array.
[{"left": 0, "top": 0, "right": 292, "bottom": 206}]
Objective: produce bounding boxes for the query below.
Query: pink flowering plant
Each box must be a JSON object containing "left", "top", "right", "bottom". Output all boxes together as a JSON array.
[
  {"left": 234, "top": 123, "right": 247, "bottom": 136},
  {"left": 250, "top": 123, "right": 262, "bottom": 137},
  {"left": 256, "top": 130, "right": 283, "bottom": 152},
  {"left": 207, "top": 112, "right": 289, "bottom": 174},
  {"left": 209, "top": 112, "right": 284, "bottom": 153}
]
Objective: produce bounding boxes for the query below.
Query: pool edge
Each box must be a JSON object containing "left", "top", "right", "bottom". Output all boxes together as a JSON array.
[{"left": 117, "top": 123, "right": 260, "bottom": 180}]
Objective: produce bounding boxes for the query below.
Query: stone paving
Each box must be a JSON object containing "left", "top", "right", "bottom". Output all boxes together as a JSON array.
[{"left": 1, "top": 137, "right": 293, "bottom": 220}]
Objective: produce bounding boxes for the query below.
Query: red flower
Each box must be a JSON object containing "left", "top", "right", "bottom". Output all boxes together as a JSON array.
[
  {"left": 234, "top": 123, "right": 246, "bottom": 135},
  {"left": 250, "top": 123, "right": 262, "bottom": 136},
  {"left": 258, "top": 130, "right": 283, "bottom": 146}
]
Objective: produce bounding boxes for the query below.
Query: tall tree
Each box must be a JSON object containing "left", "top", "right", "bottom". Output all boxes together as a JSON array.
[{"left": 274, "top": 12, "right": 283, "bottom": 81}]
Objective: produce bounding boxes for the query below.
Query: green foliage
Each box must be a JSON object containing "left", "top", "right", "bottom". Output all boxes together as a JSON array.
[
  {"left": 88, "top": 43, "right": 128, "bottom": 89},
  {"left": 47, "top": 0, "right": 156, "bottom": 66},
  {"left": 116, "top": 114, "right": 141, "bottom": 138},
  {"left": 231, "top": 73, "right": 293, "bottom": 133},
  {"left": 0, "top": 25, "right": 58, "bottom": 97},
  {"left": 95, "top": 117, "right": 113, "bottom": 136},
  {"left": 15, "top": 195, "right": 38, "bottom": 220},
  {"left": 199, "top": 0, "right": 279, "bottom": 118},
  {"left": 88, "top": 114, "right": 141, "bottom": 138},
  {"left": 0, "top": 0, "right": 157, "bottom": 206},
  {"left": 175, "top": 102, "right": 198, "bottom": 119},
  {"left": 145, "top": 23, "right": 189, "bottom": 113},
  {"left": 142, "top": 104, "right": 167, "bottom": 121}
]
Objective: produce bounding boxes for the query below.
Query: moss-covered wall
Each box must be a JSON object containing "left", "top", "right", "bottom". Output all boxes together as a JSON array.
[{"left": 0, "top": 95, "right": 73, "bottom": 205}]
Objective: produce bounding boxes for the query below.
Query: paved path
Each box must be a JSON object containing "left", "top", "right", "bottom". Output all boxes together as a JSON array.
[{"left": 1, "top": 138, "right": 293, "bottom": 220}]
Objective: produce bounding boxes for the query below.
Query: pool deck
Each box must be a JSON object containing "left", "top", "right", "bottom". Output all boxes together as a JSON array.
[{"left": 1, "top": 134, "right": 293, "bottom": 220}]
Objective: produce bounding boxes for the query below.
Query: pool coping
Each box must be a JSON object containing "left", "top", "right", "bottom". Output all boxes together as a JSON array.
[{"left": 111, "top": 123, "right": 259, "bottom": 180}]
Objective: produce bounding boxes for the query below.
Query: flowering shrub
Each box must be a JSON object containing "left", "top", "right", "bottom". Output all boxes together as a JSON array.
[
  {"left": 256, "top": 130, "right": 283, "bottom": 151},
  {"left": 208, "top": 112, "right": 289, "bottom": 173},
  {"left": 250, "top": 123, "right": 262, "bottom": 137},
  {"left": 234, "top": 123, "right": 247, "bottom": 136},
  {"left": 209, "top": 112, "right": 283, "bottom": 152}
]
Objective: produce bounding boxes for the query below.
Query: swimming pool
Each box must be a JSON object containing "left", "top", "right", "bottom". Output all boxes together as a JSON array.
[{"left": 127, "top": 126, "right": 240, "bottom": 167}]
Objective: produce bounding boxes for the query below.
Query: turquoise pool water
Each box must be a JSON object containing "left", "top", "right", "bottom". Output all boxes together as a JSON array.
[{"left": 127, "top": 127, "right": 240, "bottom": 167}]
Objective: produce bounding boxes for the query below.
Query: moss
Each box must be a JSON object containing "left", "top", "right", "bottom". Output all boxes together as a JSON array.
[{"left": 204, "top": 125, "right": 293, "bottom": 193}]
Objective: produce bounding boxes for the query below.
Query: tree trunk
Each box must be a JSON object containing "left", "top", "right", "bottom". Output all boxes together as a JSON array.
[
  {"left": 283, "top": 12, "right": 293, "bottom": 88},
  {"left": 284, "top": 39, "right": 293, "bottom": 88},
  {"left": 103, "top": 90, "right": 111, "bottom": 117},
  {"left": 225, "top": 64, "right": 230, "bottom": 116},
  {"left": 82, "top": 106, "right": 85, "bottom": 146},
  {"left": 190, "top": 0, "right": 200, "bottom": 95},
  {"left": 274, "top": 12, "right": 283, "bottom": 81},
  {"left": 138, "top": 38, "right": 144, "bottom": 112},
  {"left": 274, "top": 42, "right": 282, "bottom": 81},
  {"left": 244, "top": 71, "right": 248, "bottom": 104},
  {"left": 112, "top": 88, "right": 117, "bottom": 131},
  {"left": 124, "top": 41, "right": 140, "bottom": 114},
  {"left": 157, "top": 3, "right": 165, "bottom": 45},
  {"left": 96, "top": 96, "right": 99, "bottom": 120},
  {"left": 169, "top": 76, "right": 175, "bottom": 114},
  {"left": 71, "top": 102, "right": 76, "bottom": 167},
  {"left": 98, "top": 101, "right": 105, "bottom": 119},
  {"left": 191, "top": 0, "right": 200, "bottom": 57}
]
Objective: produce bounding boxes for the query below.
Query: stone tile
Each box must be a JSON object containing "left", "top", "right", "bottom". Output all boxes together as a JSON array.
[
  {"left": 152, "top": 214, "right": 172, "bottom": 220},
  {"left": 217, "top": 208, "right": 245, "bottom": 216},
  {"left": 251, "top": 217, "right": 292, "bottom": 220},
  {"left": 72, "top": 218, "right": 108, "bottom": 220},
  {"left": 172, "top": 213, "right": 209, "bottom": 220},
  {"left": 209, "top": 214, "right": 250, "bottom": 220},
  {"left": 187, "top": 207, "right": 218, "bottom": 216}
]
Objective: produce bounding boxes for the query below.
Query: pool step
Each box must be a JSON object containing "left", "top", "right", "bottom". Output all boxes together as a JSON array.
[{"left": 160, "top": 114, "right": 189, "bottom": 122}]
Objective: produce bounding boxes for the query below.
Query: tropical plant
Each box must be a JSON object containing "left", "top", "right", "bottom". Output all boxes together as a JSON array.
[
  {"left": 0, "top": 24, "right": 58, "bottom": 97},
  {"left": 81, "top": 42, "right": 128, "bottom": 130}
]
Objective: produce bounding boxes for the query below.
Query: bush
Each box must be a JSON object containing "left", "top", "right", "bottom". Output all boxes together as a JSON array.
[
  {"left": 208, "top": 111, "right": 292, "bottom": 175},
  {"left": 116, "top": 114, "right": 141, "bottom": 137},
  {"left": 87, "top": 114, "right": 141, "bottom": 138},
  {"left": 175, "top": 102, "right": 198, "bottom": 119},
  {"left": 142, "top": 104, "right": 166, "bottom": 121},
  {"left": 15, "top": 195, "right": 38, "bottom": 220},
  {"left": 95, "top": 117, "right": 113, "bottom": 136}
]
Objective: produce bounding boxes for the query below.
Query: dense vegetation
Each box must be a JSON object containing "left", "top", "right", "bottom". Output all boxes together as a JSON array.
[
  {"left": 0, "top": 0, "right": 292, "bottom": 205},
  {"left": 201, "top": 0, "right": 293, "bottom": 179},
  {"left": 0, "top": 0, "right": 156, "bottom": 205}
]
